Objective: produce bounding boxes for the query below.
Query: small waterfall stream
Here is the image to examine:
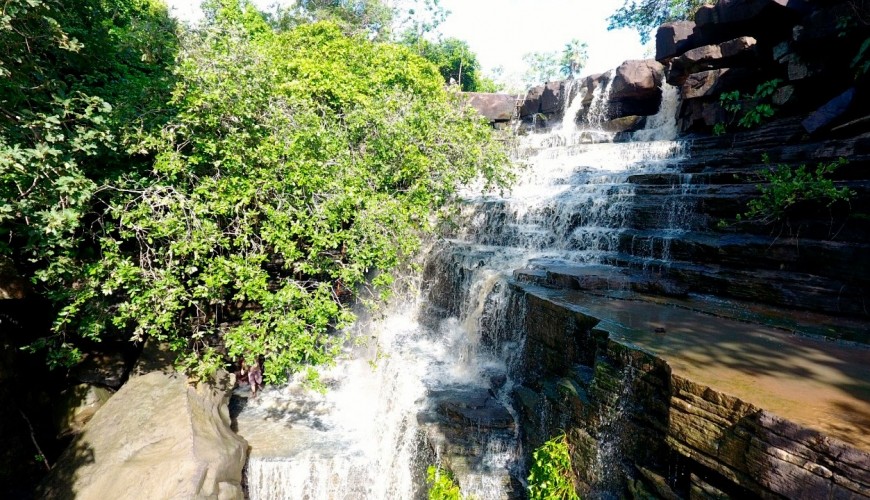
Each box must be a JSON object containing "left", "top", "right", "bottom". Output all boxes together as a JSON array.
[{"left": 237, "top": 82, "right": 691, "bottom": 499}]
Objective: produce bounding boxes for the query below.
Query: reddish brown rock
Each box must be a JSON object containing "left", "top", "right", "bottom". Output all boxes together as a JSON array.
[
  {"left": 656, "top": 21, "right": 696, "bottom": 62},
  {"left": 464, "top": 92, "right": 517, "bottom": 122},
  {"left": 612, "top": 60, "right": 664, "bottom": 100}
]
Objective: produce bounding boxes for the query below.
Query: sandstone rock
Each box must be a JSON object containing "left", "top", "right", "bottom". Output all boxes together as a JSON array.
[
  {"left": 608, "top": 60, "right": 665, "bottom": 120},
  {"left": 39, "top": 371, "right": 247, "bottom": 500},
  {"left": 772, "top": 41, "right": 790, "bottom": 61},
  {"left": 771, "top": 84, "right": 796, "bottom": 107},
  {"left": 464, "top": 92, "right": 517, "bottom": 122},
  {"left": 602, "top": 115, "right": 647, "bottom": 133},
  {"left": 656, "top": 21, "right": 696, "bottom": 61},
  {"left": 54, "top": 384, "right": 112, "bottom": 437},
  {"left": 802, "top": 87, "right": 856, "bottom": 135},
  {"left": 612, "top": 60, "right": 664, "bottom": 101}
]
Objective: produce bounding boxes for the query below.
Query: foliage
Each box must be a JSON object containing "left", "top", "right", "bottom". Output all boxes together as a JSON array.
[
  {"left": 560, "top": 39, "right": 589, "bottom": 79},
  {"left": 523, "top": 51, "right": 562, "bottom": 88},
  {"left": 528, "top": 433, "right": 580, "bottom": 500},
  {"left": 734, "top": 156, "right": 854, "bottom": 224},
  {"left": 607, "top": 0, "right": 710, "bottom": 44},
  {"left": 0, "top": 0, "right": 178, "bottom": 367},
  {"left": 718, "top": 79, "right": 782, "bottom": 132},
  {"left": 263, "top": 0, "right": 393, "bottom": 39},
  {"left": 404, "top": 35, "right": 486, "bottom": 91},
  {"left": 9, "top": 0, "right": 512, "bottom": 381},
  {"left": 427, "top": 465, "right": 461, "bottom": 500}
]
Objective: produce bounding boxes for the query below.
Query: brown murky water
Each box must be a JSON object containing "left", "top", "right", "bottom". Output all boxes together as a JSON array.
[{"left": 548, "top": 290, "right": 870, "bottom": 452}]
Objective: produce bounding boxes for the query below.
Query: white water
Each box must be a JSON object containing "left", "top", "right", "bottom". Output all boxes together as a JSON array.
[{"left": 238, "top": 81, "right": 691, "bottom": 499}]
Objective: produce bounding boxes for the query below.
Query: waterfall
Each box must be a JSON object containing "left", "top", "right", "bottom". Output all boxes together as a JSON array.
[
  {"left": 585, "top": 71, "right": 615, "bottom": 132},
  {"left": 632, "top": 82, "right": 681, "bottom": 142},
  {"left": 236, "top": 80, "right": 692, "bottom": 499}
]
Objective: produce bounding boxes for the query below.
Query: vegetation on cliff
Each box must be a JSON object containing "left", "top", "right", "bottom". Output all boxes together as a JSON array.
[
  {"left": 608, "top": 0, "right": 711, "bottom": 43},
  {"left": 0, "top": 0, "right": 511, "bottom": 382}
]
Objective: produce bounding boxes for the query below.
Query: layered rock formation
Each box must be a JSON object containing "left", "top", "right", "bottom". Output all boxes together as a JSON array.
[{"left": 508, "top": 281, "right": 870, "bottom": 499}]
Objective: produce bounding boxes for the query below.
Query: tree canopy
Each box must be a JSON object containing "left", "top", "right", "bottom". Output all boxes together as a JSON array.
[
  {"left": 607, "top": 0, "right": 710, "bottom": 44},
  {"left": 1, "top": 0, "right": 511, "bottom": 383}
]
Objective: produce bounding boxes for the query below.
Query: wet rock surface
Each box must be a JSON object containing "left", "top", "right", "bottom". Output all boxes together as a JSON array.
[{"left": 510, "top": 282, "right": 870, "bottom": 499}]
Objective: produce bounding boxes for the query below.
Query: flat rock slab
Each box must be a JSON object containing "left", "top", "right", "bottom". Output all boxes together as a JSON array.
[{"left": 528, "top": 286, "right": 870, "bottom": 453}]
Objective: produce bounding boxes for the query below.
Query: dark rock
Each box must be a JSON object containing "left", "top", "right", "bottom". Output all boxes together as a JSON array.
[
  {"left": 669, "top": 36, "right": 757, "bottom": 85},
  {"left": 540, "top": 81, "right": 564, "bottom": 115},
  {"left": 70, "top": 349, "right": 134, "bottom": 389},
  {"left": 802, "top": 87, "right": 857, "bottom": 135},
  {"left": 782, "top": 52, "right": 822, "bottom": 81},
  {"left": 612, "top": 60, "right": 665, "bottom": 101},
  {"left": 656, "top": 21, "right": 696, "bottom": 61},
  {"left": 0, "top": 258, "right": 29, "bottom": 300},
  {"left": 608, "top": 60, "right": 665, "bottom": 119},
  {"left": 520, "top": 85, "right": 544, "bottom": 118},
  {"left": 682, "top": 68, "right": 752, "bottom": 100},
  {"left": 464, "top": 92, "right": 517, "bottom": 122}
]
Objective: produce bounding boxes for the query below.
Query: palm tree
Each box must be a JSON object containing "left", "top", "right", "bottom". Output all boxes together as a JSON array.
[{"left": 560, "top": 39, "right": 588, "bottom": 79}]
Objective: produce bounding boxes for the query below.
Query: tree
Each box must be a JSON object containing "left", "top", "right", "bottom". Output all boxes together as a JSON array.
[
  {"left": 405, "top": 35, "right": 488, "bottom": 91},
  {"left": 265, "top": 0, "right": 394, "bottom": 40},
  {"left": 0, "top": 0, "right": 178, "bottom": 367},
  {"left": 607, "top": 0, "right": 710, "bottom": 44},
  {"left": 522, "top": 51, "right": 561, "bottom": 88},
  {"left": 560, "top": 39, "right": 588, "bottom": 79},
  {"left": 12, "top": 0, "right": 512, "bottom": 383}
]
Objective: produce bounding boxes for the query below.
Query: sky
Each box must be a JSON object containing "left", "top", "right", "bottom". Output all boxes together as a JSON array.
[{"left": 163, "top": 0, "right": 648, "bottom": 81}]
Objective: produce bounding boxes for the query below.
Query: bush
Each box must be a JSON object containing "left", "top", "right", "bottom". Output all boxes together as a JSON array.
[
  {"left": 528, "top": 433, "right": 580, "bottom": 500},
  {"left": 427, "top": 466, "right": 461, "bottom": 500},
  {"left": 734, "top": 156, "right": 854, "bottom": 225},
  {"left": 8, "top": 2, "right": 512, "bottom": 382}
]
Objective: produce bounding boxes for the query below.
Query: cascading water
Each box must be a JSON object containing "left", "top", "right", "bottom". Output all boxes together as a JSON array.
[{"left": 235, "top": 80, "right": 692, "bottom": 498}]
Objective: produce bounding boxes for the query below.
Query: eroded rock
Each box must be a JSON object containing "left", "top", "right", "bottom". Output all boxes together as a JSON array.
[{"left": 39, "top": 371, "right": 246, "bottom": 500}]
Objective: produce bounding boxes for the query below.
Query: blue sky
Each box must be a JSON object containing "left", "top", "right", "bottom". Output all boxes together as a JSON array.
[{"left": 163, "top": 0, "right": 647, "bottom": 80}]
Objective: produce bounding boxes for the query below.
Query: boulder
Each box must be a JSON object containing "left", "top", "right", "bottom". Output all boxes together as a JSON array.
[
  {"left": 39, "top": 370, "right": 247, "bottom": 500},
  {"left": 611, "top": 60, "right": 664, "bottom": 101},
  {"left": 602, "top": 116, "right": 647, "bottom": 134},
  {"left": 54, "top": 384, "right": 112, "bottom": 437},
  {"left": 655, "top": 21, "right": 696, "bottom": 61},
  {"left": 520, "top": 85, "right": 544, "bottom": 118},
  {"left": 669, "top": 37, "right": 757, "bottom": 84},
  {"left": 681, "top": 68, "right": 752, "bottom": 100},
  {"left": 464, "top": 92, "right": 517, "bottom": 122},
  {"left": 802, "top": 87, "right": 857, "bottom": 135},
  {"left": 540, "top": 81, "right": 564, "bottom": 114},
  {"left": 70, "top": 349, "right": 134, "bottom": 389},
  {"left": 607, "top": 60, "right": 665, "bottom": 119}
]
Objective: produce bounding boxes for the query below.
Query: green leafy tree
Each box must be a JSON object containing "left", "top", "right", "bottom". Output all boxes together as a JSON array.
[
  {"left": 522, "top": 51, "right": 561, "bottom": 88},
  {"left": 0, "top": 0, "right": 178, "bottom": 367},
  {"left": 265, "top": 0, "right": 394, "bottom": 39},
  {"left": 560, "top": 39, "right": 589, "bottom": 79},
  {"left": 607, "top": 0, "right": 710, "bottom": 44},
  {"left": 404, "top": 36, "right": 487, "bottom": 91},
  {"left": 15, "top": 0, "right": 512, "bottom": 382}
]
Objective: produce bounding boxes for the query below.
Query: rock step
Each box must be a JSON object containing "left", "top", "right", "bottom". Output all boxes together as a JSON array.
[{"left": 513, "top": 259, "right": 869, "bottom": 343}]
